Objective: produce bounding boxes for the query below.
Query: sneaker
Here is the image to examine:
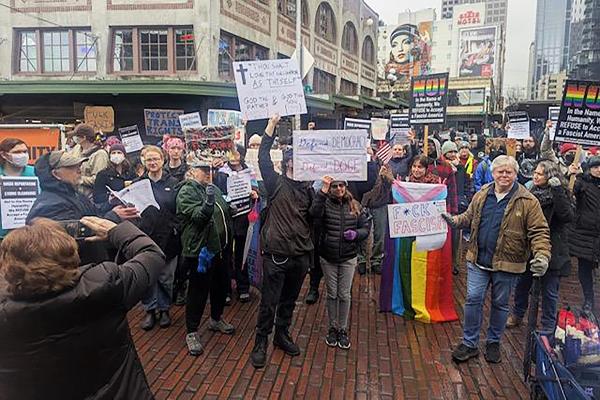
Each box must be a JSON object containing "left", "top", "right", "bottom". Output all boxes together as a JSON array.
[
  {"left": 357, "top": 263, "right": 367, "bottom": 275},
  {"left": 239, "top": 293, "right": 250, "bottom": 303},
  {"left": 208, "top": 318, "right": 235, "bottom": 335},
  {"left": 186, "top": 332, "right": 204, "bottom": 356},
  {"left": 140, "top": 311, "right": 156, "bottom": 331},
  {"left": 158, "top": 311, "right": 172, "bottom": 328},
  {"left": 325, "top": 327, "right": 338, "bottom": 347},
  {"left": 250, "top": 335, "right": 268, "bottom": 368},
  {"left": 505, "top": 315, "right": 523, "bottom": 329},
  {"left": 451, "top": 343, "right": 479, "bottom": 363},
  {"left": 225, "top": 296, "right": 232, "bottom": 306},
  {"left": 305, "top": 289, "right": 319, "bottom": 305},
  {"left": 337, "top": 330, "right": 351, "bottom": 350},
  {"left": 273, "top": 327, "right": 300, "bottom": 356},
  {"left": 484, "top": 342, "right": 501, "bottom": 363}
]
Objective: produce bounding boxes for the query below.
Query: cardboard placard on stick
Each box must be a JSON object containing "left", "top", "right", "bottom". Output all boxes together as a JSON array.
[
  {"left": 555, "top": 79, "right": 600, "bottom": 146},
  {"left": 84, "top": 106, "right": 114, "bottom": 133},
  {"left": 485, "top": 138, "right": 517, "bottom": 158},
  {"left": 185, "top": 126, "right": 235, "bottom": 160}
]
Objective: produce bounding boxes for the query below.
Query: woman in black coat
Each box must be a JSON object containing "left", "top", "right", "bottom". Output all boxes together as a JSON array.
[
  {"left": 570, "top": 156, "right": 600, "bottom": 313},
  {"left": 93, "top": 143, "right": 136, "bottom": 213},
  {"left": 309, "top": 177, "right": 370, "bottom": 350},
  {"left": 0, "top": 217, "right": 165, "bottom": 400},
  {"left": 507, "top": 160, "right": 574, "bottom": 333}
]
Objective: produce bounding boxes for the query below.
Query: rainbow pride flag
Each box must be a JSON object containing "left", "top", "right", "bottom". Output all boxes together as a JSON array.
[{"left": 379, "top": 181, "right": 458, "bottom": 323}]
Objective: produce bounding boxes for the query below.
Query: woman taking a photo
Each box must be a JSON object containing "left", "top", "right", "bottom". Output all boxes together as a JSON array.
[
  {"left": 0, "top": 217, "right": 165, "bottom": 400},
  {"left": 310, "top": 177, "right": 370, "bottom": 349}
]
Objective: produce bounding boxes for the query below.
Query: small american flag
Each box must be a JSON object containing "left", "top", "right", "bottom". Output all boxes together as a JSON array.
[{"left": 376, "top": 140, "right": 392, "bottom": 165}]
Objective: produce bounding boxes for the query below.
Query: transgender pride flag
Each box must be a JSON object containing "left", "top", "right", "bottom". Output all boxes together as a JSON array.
[{"left": 379, "top": 181, "right": 458, "bottom": 323}]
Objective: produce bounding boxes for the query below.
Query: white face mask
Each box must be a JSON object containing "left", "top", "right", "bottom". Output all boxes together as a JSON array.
[
  {"left": 72, "top": 136, "right": 81, "bottom": 145},
  {"left": 9, "top": 153, "right": 29, "bottom": 168},
  {"left": 110, "top": 153, "right": 125, "bottom": 165}
]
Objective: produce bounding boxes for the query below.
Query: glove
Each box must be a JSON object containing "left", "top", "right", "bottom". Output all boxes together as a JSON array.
[
  {"left": 548, "top": 177, "right": 562, "bottom": 187},
  {"left": 530, "top": 255, "right": 549, "bottom": 277},
  {"left": 441, "top": 212, "right": 458, "bottom": 229},
  {"left": 343, "top": 229, "right": 358, "bottom": 241},
  {"left": 205, "top": 184, "right": 216, "bottom": 205}
]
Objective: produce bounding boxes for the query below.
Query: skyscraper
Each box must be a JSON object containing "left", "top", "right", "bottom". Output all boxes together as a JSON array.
[
  {"left": 441, "top": 0, "right": 508, "bottom": 26},
  {"left": 528, "top": 0, "right": 572, "bottom": 100},
  {"left": 569, "top": 0, "right": 600, "bottom": 81}
]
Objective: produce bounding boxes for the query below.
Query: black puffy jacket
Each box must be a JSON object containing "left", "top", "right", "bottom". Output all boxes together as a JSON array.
[
  {"left": 570, "top": 173, "right": 600, "bottom": 264},
  {"left": 0, "top": 222, "right": 165, "bottom": 400},
  {"left": 309, "top": 191, "right": 370, "bottom": 263}
]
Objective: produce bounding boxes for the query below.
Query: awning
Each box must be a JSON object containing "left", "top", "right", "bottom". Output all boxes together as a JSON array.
[
  {"left": 358, "top": 95, "right": 385, "bottom": 109},
  {"left": 332, "top": 94, "right": 363, "bottom": 110}
]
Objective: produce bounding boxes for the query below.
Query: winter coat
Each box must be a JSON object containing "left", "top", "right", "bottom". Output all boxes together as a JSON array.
[
  {"left": 176, "top": 179, "right": 233, "bottom": 258},
  {"left": 93, "top": 164, "right": 136, "bottom": 213},
  {"left": 540, "top": 130, "right": 569, "bottom": 177},
  {"left": 258, "top": 134, "right": 314, "bottom": 257},
  {"left": 473, "top": 157, "right": 493, "bottom": 192},
  {"left": 27, "top": 153, "right": 116, "bottom": 265},
  {"left": 164, "top": 162, "right": 188, "bottom": 182},
  {"left": 72, "top": 145, "right": 109, "bottom": 197},
  {"left": 388, "top": 145, "right": 413, "bottom": 179},
  {"left": 570, "top": 173, "right": 600, "bottom": 264},
  {"left": 0, "top": 222, "right": 165, "bottom": 400},
  {"left": 454, "top": 183, "right": 551, "bottom": 274},
  {"left": 347, "top": 160, "right": 378, "bottom": 203},
  {"left": 309, "top": 191, "right": 370, "bottom": 263},
  {"left": 530, "top": 184, "right": 574, "bottom": 276},
  {"left": 428, "top": 159, "right": 458, "bottom": 214},
  {"left": 455, "top": 163, "right": 474, "bottom": 214}
]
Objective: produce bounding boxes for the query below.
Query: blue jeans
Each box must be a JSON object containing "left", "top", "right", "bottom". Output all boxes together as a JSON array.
[
  {"left": 512, "top": 271, "right": 560, "bottom": 334},
  {"left": 142, "top": 256, "right": 177, "bottom": 312},
  {"left": 463, "top": 262, "right": 517, "bottom": 348}
]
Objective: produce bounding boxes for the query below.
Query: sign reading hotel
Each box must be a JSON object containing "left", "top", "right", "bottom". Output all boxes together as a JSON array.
[
  {"left": 293, "top": 130, "right": 369, "bottom": 181},
  {"left": 233, "top": 59, "right": 307, "bottom": 121},
  {"left": 555, "top": 80, "right": 600, "bottom": 146},
  {"left": 457, "top": 10, "right": 482, "bottom": 25},
  {"left": 388, "top": 200, "right": 448, "bottom": 238},
  {"left": 409, "top": 73, "right": 449, "bottom": 125}
]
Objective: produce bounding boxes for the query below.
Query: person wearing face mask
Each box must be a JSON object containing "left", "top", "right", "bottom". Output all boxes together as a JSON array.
[
  {"left": 177, "top": 155, "right": 235, "bottom": 356},
  {"left": 69, "top": 124, "right": 109, "bottom": 199},
  {"left": 27, "top": 150, "right": 139, "bottom": 264},
  {"left": 250, "top": 114, "right": 315, "bottom": 368},
  {"left": 473, "top": 144, "right": 506, "bottom": 192},
  {"left": 162, "top": 136, "right": 188, "bottom": 182},
  {"left": 0, "top": 138, "right": 36, "bottom": 239},
  {"left": 93, "top": 144, "right": 136, "bottom": 213}
]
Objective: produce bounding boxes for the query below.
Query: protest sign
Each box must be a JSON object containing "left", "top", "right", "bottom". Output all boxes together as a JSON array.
[
  {"left": 409, "top": 73, "right": 449, "bottom": 125},
  {"left": 507, "top": 111, "right": 531, "bottom": 139},
  {"left": 344, "top": 118, "right": 372, "bottom": 132},
  {"left": 387, "top": 200, "right": 447, "bottom": 238},
  {"left": 227, "top": 170, "right": 254, "bottom": 216},
  {"left": 207, "top": 109, "right": 245, "bottom": 146},
  {"left": 390, "top": 113, "right": 411, "bottom": 145},
  {"left": 144, "top": 109, "right": 184, "bottom": 137},
  {"left": 245, "top": 148, "right": 282, "bottom": 180},
  {"left": 185, "top": 126, "right": 235, "bottom": 160},
  {"left": 485, "top": 138, "right": 517, "bottom": 158},
  {"left": 555, "top": 80, "right": 600, "bottom": 146},
  {"left": 371, "top": 118, "right": 389, "bottom": 140},
  {"left": 0, "top": 176, "right": 39, "bottom": 230},
  {"left": 178, "top": 112, "right": 203, "bottom": 131},
  {"left": 113, "top": 179, "right": 159, "bottom": 213},
  {"left": 84, "top": 106, "right": 114, "bottom": 133},
  {"left": 548, "top": 106, "right": 561, "bottom": 140},
  {"left": 233, "top": 59, "right": 307, "bottom": 121},
  {"left": 118, "top": 125, "right": 144, "bottom": 153},
  {"left": 293, "top": 129, "right": 369, "bottom": 181}
]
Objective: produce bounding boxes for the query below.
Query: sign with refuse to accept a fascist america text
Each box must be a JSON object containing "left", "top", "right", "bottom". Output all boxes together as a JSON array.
[{"left": 233, "top": 59, "right": 307, "bottom": 121}]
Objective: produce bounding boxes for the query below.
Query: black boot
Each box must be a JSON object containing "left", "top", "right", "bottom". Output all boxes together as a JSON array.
[
  {"left": 141, "top": 311, "right": 156, "bottom": 331},
  {"left": 273, "top": 327, "right": 300, "bottom": 356},
  {"left": 250, "top": 335, "right": 268, "bottom": 368},
  {"left": 305, "top": 288, "right": 319, "bottom": 305},
  {"left": 357, "top": 263, "right": 367, "bottom": 275},
  {"left": 158, "top": 311, "right": 172, "bottom": 328},
  {"left": 174, "top": 281, "right": 187, "bottom": 306}
]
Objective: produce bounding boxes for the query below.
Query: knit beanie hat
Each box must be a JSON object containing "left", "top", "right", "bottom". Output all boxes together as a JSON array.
[
  {"left": 588, "top": 156, "right": 600, "bottom": 169},
  {"left": 441, "top": 141, "right": 458, "bottom": 155},
  {"left": 110, "top": 143, "right": 126, "bottom": 154}
]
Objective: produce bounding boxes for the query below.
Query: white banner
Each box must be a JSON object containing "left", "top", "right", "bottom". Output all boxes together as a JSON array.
[
  {"left": 0, "top": 176, "right": 39, "bottom": 230},
  {"left": 233, "top": 59, "right": 307, "bottom": 121},
  {"left": 387, "top": 200, "right": 447, "bottom": 238},
  {"left": 293, "top": 129, "right": 368, "bottom": 181}
]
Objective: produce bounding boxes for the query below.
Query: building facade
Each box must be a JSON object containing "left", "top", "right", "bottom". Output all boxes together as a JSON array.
[
  {"left": 533, "top": 70, "right": 568, "bottom": 100},
  {"left": 0, "top": 0, "right": 398, "bottom": 131},
  {"left": 527, "top": 0, "right": 572, "bottom": 100},
  {"left": 568, "top": 0, "right": 600, "bottom": 81},
  {"left": 441, "top": 0, "right": 507, "bottom": 26}
]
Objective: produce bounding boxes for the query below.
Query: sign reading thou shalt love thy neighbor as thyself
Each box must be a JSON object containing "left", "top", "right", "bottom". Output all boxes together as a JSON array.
[
  {"left": 555, "top": 79, "right": 600, "bottom": 146},
  {"left": 233, "top": 59, "right": 307, "bottom": 121},
  {"left": 409, "top": 73, "right": 449, "bottom": 125},
  {"left": 293, "top": 130, "right": 369, "bottom": 181}
]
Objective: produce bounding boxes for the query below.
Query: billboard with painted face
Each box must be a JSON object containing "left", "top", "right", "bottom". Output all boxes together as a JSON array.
[
  {"left": 378, "top": 21, "right": 433, "bottom": 92},
  {"left": 458, "top": 26, "right": 497, "bottom": 78}
]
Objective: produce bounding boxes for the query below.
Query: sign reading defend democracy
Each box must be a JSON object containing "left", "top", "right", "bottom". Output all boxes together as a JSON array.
[
  {"left": 144, "top": 109, "right": 184, "bottom": 137},
  {"left": 555, "top": 79, "right": 600, "bottom": 146},
  {"left": 293, "top": 130, "right": 368, "bottom": 181},
  {"left": 233, "top": 59, "right": 307, "bottom": 121},
  {"left": 409, "top": 73, "right": 449, "bottom": 125},
  {"left": 387, "top": 200, "right": 448, "bottom": 238}
]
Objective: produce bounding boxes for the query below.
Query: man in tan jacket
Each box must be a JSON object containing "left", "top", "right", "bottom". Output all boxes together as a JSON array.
[{"left": 442, "top": 155, "right": 551, "bottom": 364}]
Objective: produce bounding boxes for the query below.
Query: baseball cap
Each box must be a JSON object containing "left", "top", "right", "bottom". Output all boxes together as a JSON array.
[{"left": 48, "top": 150, "right": 87, "bottom": 169}]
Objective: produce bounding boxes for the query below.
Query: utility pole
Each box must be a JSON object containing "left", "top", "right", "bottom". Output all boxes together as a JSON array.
[{"left": 295, "top": 0, "right": 303, "bottom": 131}]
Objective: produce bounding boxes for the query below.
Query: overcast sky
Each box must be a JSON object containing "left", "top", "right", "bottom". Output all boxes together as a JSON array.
[{"left": 366, "top": 0, "right": 537, "bottom": 91}]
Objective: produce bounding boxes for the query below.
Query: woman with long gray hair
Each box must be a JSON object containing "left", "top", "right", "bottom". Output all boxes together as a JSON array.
[{"left": 506, "top": 159, "right": 574, "bottom": 334}]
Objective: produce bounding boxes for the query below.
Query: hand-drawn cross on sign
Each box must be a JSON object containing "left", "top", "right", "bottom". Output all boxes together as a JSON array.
[{"left": 236, "top": 64, "right": 248, "bottom": 85}]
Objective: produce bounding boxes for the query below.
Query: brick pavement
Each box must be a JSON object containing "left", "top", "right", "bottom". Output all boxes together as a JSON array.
[{"left": 130, "top": 262, "right": 596, "bottom": 400}]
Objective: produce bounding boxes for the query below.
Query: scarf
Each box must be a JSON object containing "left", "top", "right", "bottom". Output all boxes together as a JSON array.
[{"left": 530, "top": 185, "right": 553, "bottom": 208}]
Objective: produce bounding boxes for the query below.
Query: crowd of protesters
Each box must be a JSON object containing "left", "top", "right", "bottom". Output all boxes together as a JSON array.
[{"left": 0, "top": 115, "right": 599, "bottom": 399}]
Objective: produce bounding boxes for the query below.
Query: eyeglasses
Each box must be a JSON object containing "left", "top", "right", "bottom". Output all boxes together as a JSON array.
[{"left": 331, "top": 183, "right": 346, "bottom": 189}]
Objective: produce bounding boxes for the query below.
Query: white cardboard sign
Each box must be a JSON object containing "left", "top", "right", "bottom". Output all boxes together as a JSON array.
[
  {"left": 507, "top": 111, "right": 531, "bottom": 139},
  {"left": 233, "top": 59, "right": 307, "bottom": 121},
  {"left": 0, "top": 176, "right": 39, "bottom": 230},
  {"left": 118, "top": 125, "right": 144, "bottom": 153},
  {"left": 387, "top": 200, "right": 448, "bottom": 238},
  {"left": 178, "top": 112, "right": 203, "bottom": 131},
  {"left": 227, "top": 172, "right": 253, "bottom": 201}
]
